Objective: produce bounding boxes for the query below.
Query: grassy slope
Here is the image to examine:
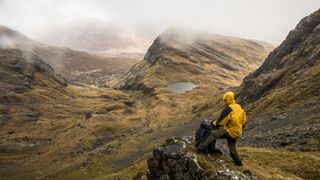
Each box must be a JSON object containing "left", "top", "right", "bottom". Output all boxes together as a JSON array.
[
  {"left": 0, "top": 84, "right": 148, "bottom": 179},
  {"left": 116, "top": 28, "right": 273, "bottom": 91}
]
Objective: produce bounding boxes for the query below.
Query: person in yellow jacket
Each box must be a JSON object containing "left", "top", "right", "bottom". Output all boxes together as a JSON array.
[{"left": 198, "top": 91, "right": 246, "bottom": 166}]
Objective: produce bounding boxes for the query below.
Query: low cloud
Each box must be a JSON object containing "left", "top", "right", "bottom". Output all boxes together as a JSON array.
[{"left": 0, "top": 0, "right": 319, "bottom": 44}]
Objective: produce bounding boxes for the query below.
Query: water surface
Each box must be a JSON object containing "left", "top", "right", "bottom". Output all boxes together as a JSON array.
[{"left": 166, "top": 82, "right": 199, "bottom": 93}]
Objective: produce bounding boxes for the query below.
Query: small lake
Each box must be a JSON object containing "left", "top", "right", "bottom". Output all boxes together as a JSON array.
[{"left": 166, "top": 82, "right": 199, "bottom": 93}]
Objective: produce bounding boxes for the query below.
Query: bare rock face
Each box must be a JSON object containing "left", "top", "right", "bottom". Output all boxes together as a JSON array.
[
  {"left": 144, "top": 137, "right": 250, "bottom": 180},
  {"left": 238, "top": 9, "right": 320, "bottom": 106},
  {"left": 236, "top": 9, "right": 320, "bottom": 151},
  {"left": 147, "top": 139, "right": 204, "bottom": 180}
]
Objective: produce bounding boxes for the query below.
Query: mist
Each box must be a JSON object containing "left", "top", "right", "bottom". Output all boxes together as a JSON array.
[{"left": 0, "top": 0, "right": 319, "bottom": 44}]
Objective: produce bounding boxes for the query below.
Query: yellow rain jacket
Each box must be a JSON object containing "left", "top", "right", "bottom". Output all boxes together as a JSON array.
[{"left": 213, "top": 92, "right": 247, "bottom": 139}]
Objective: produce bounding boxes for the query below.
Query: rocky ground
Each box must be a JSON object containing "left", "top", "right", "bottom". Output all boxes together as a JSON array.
[
  {"left": 123, "top": 136, "right": 320, "bottom": 180},
  {"left": 144, "top": 137, "right": 250, "bottom": 180},
  {"left": 236, "top": 9, "right": 320, "bottom": 151}
]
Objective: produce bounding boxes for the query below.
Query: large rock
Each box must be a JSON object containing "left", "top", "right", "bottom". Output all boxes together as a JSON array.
[
  {"left": 145, "top": 137, "right": 250, "bottom": 180},
  {"left": 147, "top": 138, "right": 204, "bottom": 180}
]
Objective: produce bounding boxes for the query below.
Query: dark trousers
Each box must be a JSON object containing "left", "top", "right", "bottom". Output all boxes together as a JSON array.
[{"left": 198, "top": 128, "right": 242, "bottom": 164}]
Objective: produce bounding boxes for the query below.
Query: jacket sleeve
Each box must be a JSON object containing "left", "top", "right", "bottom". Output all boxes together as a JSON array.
[
  {"left": 242, "top": 111, "right": 247, "bottom": 128},
  {"left": 215, "top": 106, "right": 232, "bottom": 127}
]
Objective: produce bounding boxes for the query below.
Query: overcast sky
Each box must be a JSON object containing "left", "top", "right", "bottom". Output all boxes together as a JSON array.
[{"left": 0, "top": 0, "right": 319, "bottom": 44}]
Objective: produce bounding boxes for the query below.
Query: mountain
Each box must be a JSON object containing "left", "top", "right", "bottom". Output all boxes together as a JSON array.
[
  {"left": 0, "top": 46, "right": 146, "bottom": 179},
  {"left": 2, "top": 12, "right": 319, "bottom": 179},
  {"left": 116, "top": 27, "right": 273, "bottom": 93},
  {"left": 0, "top": 26, "right": 147, "bottom": 179},
  {"left": 35, "top": 18, "right": 154, "bottom": 59},
  {"left": 0, "top": 49, "right": 66, "bottom": 95},
  {"left": 0, "top": 25, "right": 139, "bottom": 85},
  {"left": 117, "top": 11, "right": 320, "bottom": 179},
  {"left": 236, "top": 9, "right": 320, "bottom": 150}
]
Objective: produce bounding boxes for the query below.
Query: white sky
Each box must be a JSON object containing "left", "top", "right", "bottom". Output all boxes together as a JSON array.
[{"left": 0, "top": 0, "right": 319, "bottom": 44}]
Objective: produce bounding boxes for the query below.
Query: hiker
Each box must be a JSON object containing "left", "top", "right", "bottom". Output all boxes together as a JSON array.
[{"left": 197, "top": 91, "right": 246, "bottom": 166}]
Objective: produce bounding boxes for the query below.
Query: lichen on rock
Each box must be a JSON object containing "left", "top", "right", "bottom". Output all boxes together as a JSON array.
[
  {"left": 144, "top": 137, "right": 250, "bottom": 180},
  {"left": 147, "top": 137, "right": 204, "bottom": 180}
]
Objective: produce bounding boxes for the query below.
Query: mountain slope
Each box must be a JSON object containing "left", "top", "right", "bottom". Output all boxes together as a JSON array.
[
  {"left": 0, "top": 49, "right": 66, "bottom": 95},
  {"left": 0, "top": 48, "right": 147, "bottom": 179},
  {"left": 236, "top": 9, "right": 320, "bottom": 150},
  {"left": 112, "top": 12, "right": 320, "bottom": 179},
  {"left": 116, "top": 27, "right": 273, "bottom": 93},
  {"left": 0, "top": 25, "right": 139, "bottom": 85}
]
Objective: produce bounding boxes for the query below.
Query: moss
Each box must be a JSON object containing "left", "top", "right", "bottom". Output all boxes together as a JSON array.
[{"left": 196, "top": 155, "right": 217, "bottom": 175}]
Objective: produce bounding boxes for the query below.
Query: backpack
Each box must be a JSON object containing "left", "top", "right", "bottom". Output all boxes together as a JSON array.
[{"left": 195, "top": 119, "right": 214, "bottom": 147}]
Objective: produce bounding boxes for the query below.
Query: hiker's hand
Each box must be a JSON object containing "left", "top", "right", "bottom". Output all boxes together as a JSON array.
[
  {"left": 212, "top": 121, "right": 217, "bottom": 127},
  {"left": 242, "top": 122, "right": 246, "bottom": 130}
]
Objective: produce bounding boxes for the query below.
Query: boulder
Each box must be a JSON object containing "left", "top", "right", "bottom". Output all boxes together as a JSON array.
[
  {"left": 146, "top": 137, "right": 251, "bottom": 180},
  {"left": 147, "top": 138, "right": 204, "bottom": 180}
]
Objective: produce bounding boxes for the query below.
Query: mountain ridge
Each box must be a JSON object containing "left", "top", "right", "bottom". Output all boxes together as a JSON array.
[
  {"left": 0, "top": 25, "right": 139, "bottom": 85},
  {"left": 115, "top": 27, "right": 273, "bottom": 93},
  {"left": 235, "top": 9, "right": 320, "bottom": 151}
]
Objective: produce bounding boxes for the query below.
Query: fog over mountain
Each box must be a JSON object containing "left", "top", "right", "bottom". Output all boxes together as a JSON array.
[
  {"left": 0, "top": 0, "right": 320, "bottom": 179},
  {"left": 0, "top": 0, "right": 319, "bottom": 44}
]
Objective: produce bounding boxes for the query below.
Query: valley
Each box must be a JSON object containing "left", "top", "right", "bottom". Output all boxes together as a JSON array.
[
  {"left": 0, "top": 8, "right": 319, "bottom": 180},
  {"left": 0, "top": 25, "right": 140, "bottom": 86}
]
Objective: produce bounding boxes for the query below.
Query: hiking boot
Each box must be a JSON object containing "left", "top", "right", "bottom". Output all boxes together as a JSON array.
[
  {"left": 195, "top": 146, "right": 207, "bottom": 154},
  {"left": 234, "top": 160, "right": 243, "bottom": 166},
  {"left": 209, "top": 149, "right": 222, "bottom": 155}
]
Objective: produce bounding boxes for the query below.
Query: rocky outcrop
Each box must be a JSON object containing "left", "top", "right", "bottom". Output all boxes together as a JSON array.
[
  {"left": 238, "top": 9, "right": 320, "bottom": 106},
  {"left": 140, "top": 137, "right": 250, "bottom": 180},
  {"left": 147, "top": 138, "right": 204, "bottom": 180},
  {"left": 237, "top": 9, "right": 320, "bottom": 151}
]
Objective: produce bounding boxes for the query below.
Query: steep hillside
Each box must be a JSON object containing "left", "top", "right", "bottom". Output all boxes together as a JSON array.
[
  {"left": 0, "top": 48, "right": 66, "bottom": 96},
  {"left": 116, "top": 27, "right": 273, "bottom": 93},
  {"left": 236, "top": 9, "right": 320, "bottom": 150},
  {"left": 0, "top": 48, "right": 147, "bottom": 179},
  {"left": 0, "top": 25, "right": 139, "bottom": 85},
  {"left": 36, "top": 18, "right": 154, "bottom": 59}
]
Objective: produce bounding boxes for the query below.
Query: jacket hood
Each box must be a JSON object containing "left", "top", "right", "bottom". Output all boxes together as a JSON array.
[{"left": 223, "top": 91, "right": 235, "bottom": 105}]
